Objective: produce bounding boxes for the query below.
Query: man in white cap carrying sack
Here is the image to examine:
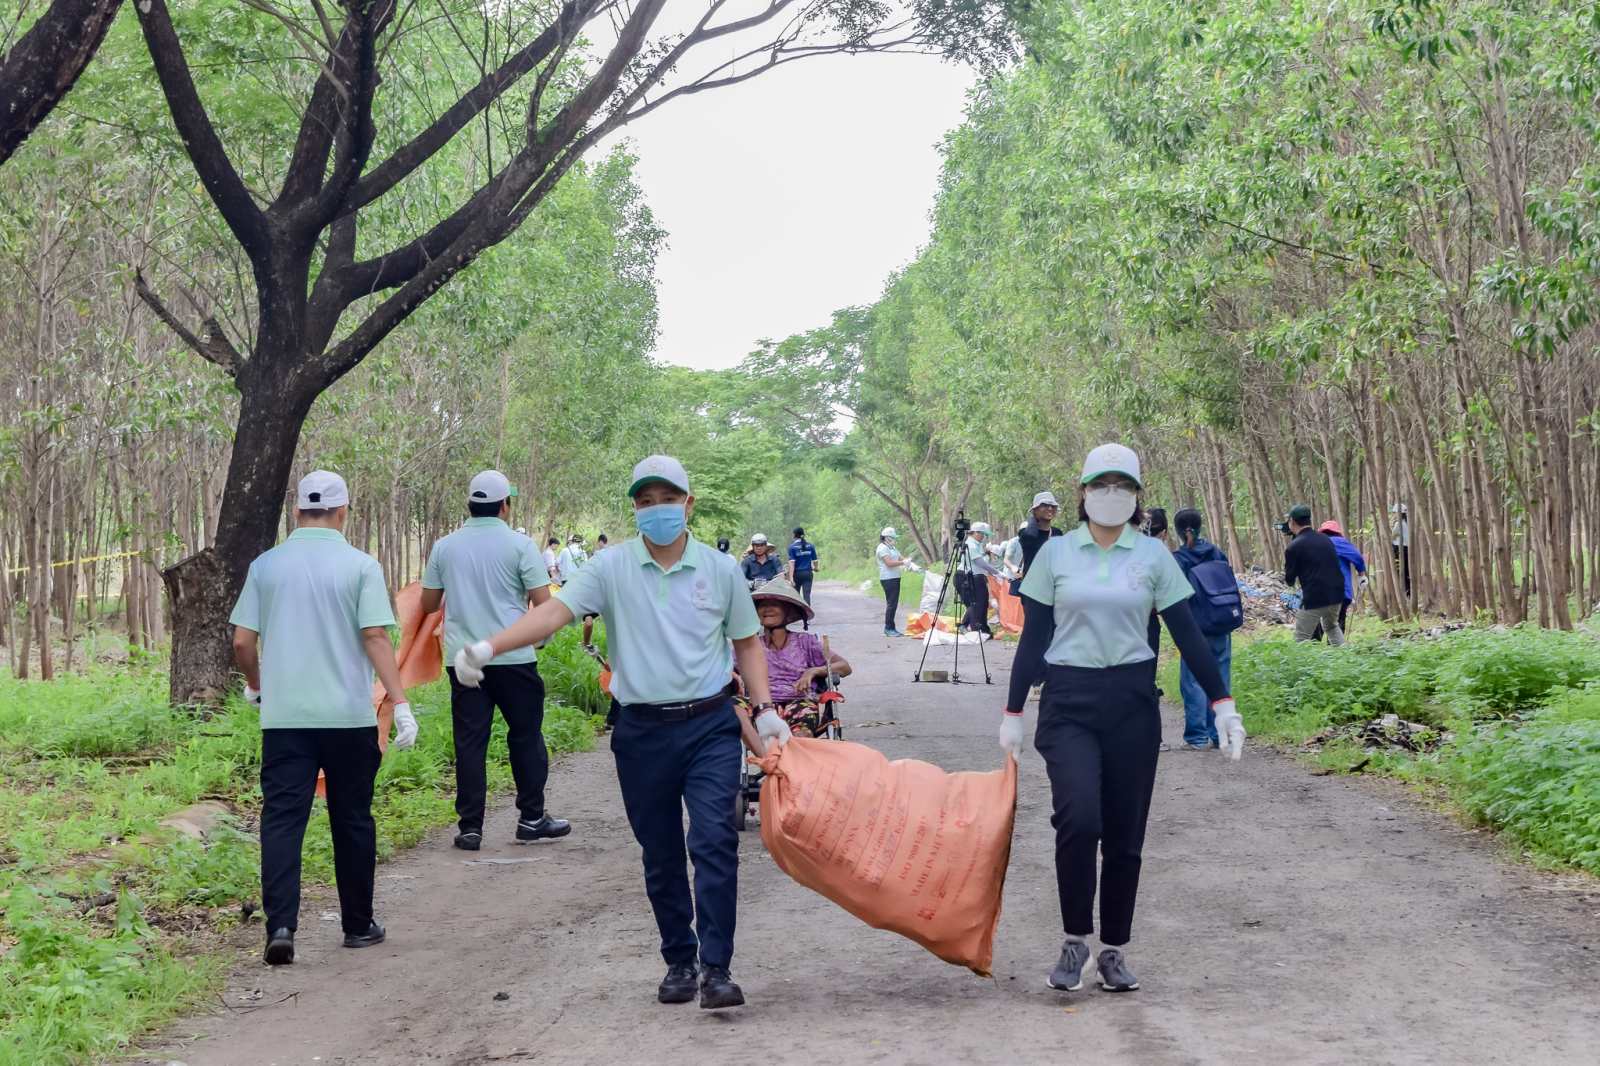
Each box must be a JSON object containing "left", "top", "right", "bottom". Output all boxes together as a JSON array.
[
  {"left": 420, "top": 471, "right": 569, "bottom": 851},
  {"left": 230, "top": 470, "right": 417, "bottom": 966},
  {"left": 452, "top": 455, "right": 780, "bottom": 1011}
]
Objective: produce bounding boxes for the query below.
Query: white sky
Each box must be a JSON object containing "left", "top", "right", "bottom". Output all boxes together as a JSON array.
[{"left": 603, "top": 49, "right": 976, "bottom": 371}]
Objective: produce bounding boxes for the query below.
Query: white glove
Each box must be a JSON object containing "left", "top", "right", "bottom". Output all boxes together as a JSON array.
[
  {"left": 1213, "top": 698, "right": 1246, "bottom": 761},
  {"left": 999, "top": 712, "right": 1025, "bottom": 761},
  {"left": 243, "top": 685, "right": 262, "bottom": 708},
  {"left": 754, "top": 709, "right": 793, "bottom": 749},
  {"left": 390, "top": 701, "right": 418, "bottom": 751},
  {"left": 453, "top": 639, "right": 495, "bottom": 688}
]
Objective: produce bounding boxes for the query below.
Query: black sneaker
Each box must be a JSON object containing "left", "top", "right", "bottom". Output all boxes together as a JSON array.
[
  {"left": 1046, "top": 938, "right": 1091, "bottom": 991},
  {"left": 699, "top": 963, "right": 744, "bottom": 1009},
  {"left": 515, "top": 814, "right": 571, "bottom": 841},
  {"left": 343, "top": 921, "right": 386, "bottom": 949},
  {"left": 453, "top": 830, "right": 482, "bottom": 851},
  {"left": 658, "top": 960, "right": 698, "bottom": 1004},
  {"left": 1096, "top": 947, "right": 1140, "bottom": 991},
  {"left": 264, "top": 927, "right": 295, "bottom": 965}
]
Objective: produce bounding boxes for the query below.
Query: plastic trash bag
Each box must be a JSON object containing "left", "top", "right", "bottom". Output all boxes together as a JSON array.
[{"left": 757, "top": 738, "right": 1016, "bottom": 976}]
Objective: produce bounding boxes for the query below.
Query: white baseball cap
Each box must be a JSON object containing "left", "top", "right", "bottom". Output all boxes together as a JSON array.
[
  {"left": 628, "top": 454, "right": 690, "bottom": 497},
  {"left": 469, "top": 469, "right": 513, "bottom": 504},
  {"left": 297, "top": 470, "right": 349, "bottom": 509},
  {"left": 880, "top": 527, "right": 899, "bottom": 538},
  {"left": 1032, "top": 491, "right": 1060, "bottom": 508},
  {"left": 971, "top": 522, "right": 992, "bottom": 534},
  {"left": 1081, "top": 443, "right": 1143, "bottom": 488},
  {"left": 751, "top": 533, "right": 768, "bottom": 545}
]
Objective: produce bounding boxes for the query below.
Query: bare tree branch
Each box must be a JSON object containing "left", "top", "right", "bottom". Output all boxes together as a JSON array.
[{"left": 135, "top": 269, "right": 245, "bottom": 376}]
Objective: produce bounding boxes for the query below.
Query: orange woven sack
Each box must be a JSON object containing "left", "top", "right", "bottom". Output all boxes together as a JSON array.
[{"left": 758, "top": 738, "right": 1016, "bottom": 976}]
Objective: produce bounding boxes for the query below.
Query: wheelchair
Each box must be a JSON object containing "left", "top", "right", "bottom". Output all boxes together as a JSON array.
[{"left": 735, "top": 668, "right": 843, "bottom": 832}]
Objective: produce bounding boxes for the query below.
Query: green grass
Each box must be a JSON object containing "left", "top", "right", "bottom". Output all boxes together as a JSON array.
[
  {"left": 0, "top": 623, "right": 609, "bottom": 1065},
  {"left": 1232, "top": 623, "right": 1600, "bottom": 874}
]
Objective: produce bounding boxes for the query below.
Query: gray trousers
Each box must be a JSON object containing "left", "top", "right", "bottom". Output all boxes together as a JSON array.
[{"left": 1294, "top": 604, "right": 1346, "bottom": 645}]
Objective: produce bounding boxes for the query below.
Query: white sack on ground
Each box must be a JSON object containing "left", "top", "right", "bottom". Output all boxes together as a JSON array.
[
  {"left": 920, "top": 572, "right": 945, "bottom": 613},
  {"left": 923, "top": 627, "right": 984, "bottom": 646}
]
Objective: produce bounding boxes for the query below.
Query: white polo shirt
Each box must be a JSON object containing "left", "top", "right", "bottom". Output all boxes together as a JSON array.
[
  {"left": 422, "top": 518, "right": 550, "bottom": 666},
  {"left": 229, "top": 528, "right": 396, "bottom": 729},
  {"left": 553, "top": 535, "right": 760, "bottom": 705},
  {"left": 542, "top": 546, "right": 557, "bottom": 574},
  {"left": 1018, "top": 523, "right": 1191, "bottom": 668},
  {"left": 555, "top": 544, "right": 587, "bottom": 584}
]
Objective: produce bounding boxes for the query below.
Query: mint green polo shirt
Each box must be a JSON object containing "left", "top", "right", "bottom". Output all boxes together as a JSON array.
[
  {"left": 422, "top": 518, "right": 550, "bottom": 666},
  {"left": 553, "top": 534, "right": 760, "bottom": 705},
  {"left": 875, "top": 541, "right": 902, "bottom": 580},
  {"left": 229, "top": 528, "right": 397, "bottom": 729},
  {"left": 1018, "top": 523, "right": 1191, "bottom": 668}
]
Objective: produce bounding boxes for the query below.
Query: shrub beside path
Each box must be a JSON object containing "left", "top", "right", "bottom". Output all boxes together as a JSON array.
[{"left": 150, "top": 582, "right": 1600, "bottom": 1065}]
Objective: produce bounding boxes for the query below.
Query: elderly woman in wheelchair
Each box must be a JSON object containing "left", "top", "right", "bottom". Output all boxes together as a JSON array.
[{"left": 733, "top": 578, "right": 851, "bottom": 744}]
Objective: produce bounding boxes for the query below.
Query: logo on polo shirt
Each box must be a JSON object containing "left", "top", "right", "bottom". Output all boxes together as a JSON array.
[
  {"left": 1126, "top": 563, "right": 1148, "bottom": 590},
  {"left": 691, "top": 577, "right": 714, "bottom": 611}
]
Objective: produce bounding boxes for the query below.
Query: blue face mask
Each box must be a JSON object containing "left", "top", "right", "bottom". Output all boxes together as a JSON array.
[{"left": 635, "top": 502, "right": 687, "bottom": 546}]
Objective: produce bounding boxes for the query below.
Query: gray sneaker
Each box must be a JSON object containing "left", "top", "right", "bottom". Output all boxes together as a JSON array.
[
  {"left": 1097, "top": 947, "right": 1140, "bottom": 991},
  {"left": 1046, "top": 938, "right": 1092, "bottom": 991}
]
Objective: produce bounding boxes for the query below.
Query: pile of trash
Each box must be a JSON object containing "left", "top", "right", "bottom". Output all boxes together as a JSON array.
[
  {"left": 1303, "top": 713, "right": 1452, "bottom": 754},
  {"left": 1234, "top": 568, "right": 1299, "bottom": 627}
]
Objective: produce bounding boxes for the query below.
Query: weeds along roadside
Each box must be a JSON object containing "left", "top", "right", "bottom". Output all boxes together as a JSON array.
[
  {"left": 1231, "top": 622, "right": 1600, "bottom": 877},
  {"left": 0, "top": 625, "right": 608, "bottom": 1066}
]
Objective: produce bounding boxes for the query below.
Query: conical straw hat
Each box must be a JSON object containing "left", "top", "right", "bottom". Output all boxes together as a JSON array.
[{"left": 750, "top": 577, "right": 814, "bottom": 622}]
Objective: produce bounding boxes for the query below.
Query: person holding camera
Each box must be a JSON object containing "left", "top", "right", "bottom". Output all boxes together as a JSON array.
[
  {"left": 1281, "top": 504, "right": 1347, "bottom": 645},
  {"left": 959, "top": 521, "right": 1002, "bottom": 638}
]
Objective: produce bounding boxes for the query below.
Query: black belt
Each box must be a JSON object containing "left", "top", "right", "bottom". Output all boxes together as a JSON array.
[{"left": 622, "top": 683, "right": 735, "bottom": 722}]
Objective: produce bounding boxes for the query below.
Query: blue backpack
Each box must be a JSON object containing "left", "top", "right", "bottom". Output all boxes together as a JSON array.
[{"left": 1187, "top": 559, "right": 1244, "bottom": 635}]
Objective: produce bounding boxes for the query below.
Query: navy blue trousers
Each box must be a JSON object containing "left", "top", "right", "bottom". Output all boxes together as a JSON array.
[
  {"left": 259, "top": 726, "right": 382, "bottom": 936},
  {"left": 610, "top": 703, "right": 743, "bottom": 968},
  {"left": 1033, "top": 660, "right": 1162, "bottom": 947}
]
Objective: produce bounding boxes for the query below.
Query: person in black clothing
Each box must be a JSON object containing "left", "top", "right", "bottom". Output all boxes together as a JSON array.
[
  {"left": 1142, "top": 507, "right": 1169, "bottom": 655},
  {"left": 740, "top": 534, "right": 782, "bottom": 585},
  {"left": 1014, "top": 491, "right": 1062, "bottom": 696},
  {"left": 786, "top": 526, "right": 819, "bottom": 604},
  {"left": 1282, "top": 504, "right": 1347, "bottom": 646}
]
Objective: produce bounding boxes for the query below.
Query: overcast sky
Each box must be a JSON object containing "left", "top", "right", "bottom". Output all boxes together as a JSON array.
[{"left": 602, "top": 51, "right": 976, "bottom": 371}]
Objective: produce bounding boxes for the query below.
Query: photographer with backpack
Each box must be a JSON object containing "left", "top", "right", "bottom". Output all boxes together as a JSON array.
[{"left": 1171, "top": 508, "right": 1244, "bottom": 751}]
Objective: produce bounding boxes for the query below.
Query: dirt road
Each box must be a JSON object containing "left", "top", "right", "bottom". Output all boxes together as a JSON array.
[{"left": 152, "top": 581, "right": 1600, "bottom": 1065}]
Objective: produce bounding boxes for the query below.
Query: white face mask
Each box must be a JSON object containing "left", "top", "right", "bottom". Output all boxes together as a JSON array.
[{"left": 1083, "top": 486, "right": 1138, "bottom": 526}]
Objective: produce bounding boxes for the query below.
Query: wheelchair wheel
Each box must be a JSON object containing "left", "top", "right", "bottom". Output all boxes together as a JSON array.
[{"left": 734, "top": 766, "right": 749, "bottom": 831}]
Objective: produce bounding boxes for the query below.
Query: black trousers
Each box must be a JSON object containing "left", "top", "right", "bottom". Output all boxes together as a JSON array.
[
  {"left": 962, "top": 575, "right": 992, "bottom": 633},
  {"left": 260, "top": 726, "right": 382, "bottom": 935},
  {"left": 881, "top": 577, "right": 901, "bottom": 630},
  {"left": 793, "top": 571, "right": 813, "bottom": 604},
  {"left": 448, "top": 662, "right": 550, "bottom": 831},
  {"left": 1033, "top": 660, "right": 1162, "bottom": 947}
]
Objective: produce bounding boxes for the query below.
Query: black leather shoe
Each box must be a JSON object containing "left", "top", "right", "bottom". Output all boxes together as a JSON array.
[
  {"left": 515, "top": 814, "right": 571, "bottom": 841},
  {"left": 264, "top": 927, "right": 294, "bottom": 965},
  {"left": 343, "top": 921, "right": 386, "bottom": 948},
  {"left": 658, "top": 960, "right": 698, "bottom": 1003},
  {"left": 699, "top": 963, "right": 744, "bottom": 1009},
  {"left": 453, "top": 830, "right": 482, "bottom": 851}
]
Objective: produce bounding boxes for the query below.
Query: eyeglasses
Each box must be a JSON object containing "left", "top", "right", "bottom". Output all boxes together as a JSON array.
[{"left": 1086, "top": 480, "right": 1140, "bottom": 495}]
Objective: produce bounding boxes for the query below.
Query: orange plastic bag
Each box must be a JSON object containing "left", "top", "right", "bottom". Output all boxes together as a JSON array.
[
  {"left": 987, "top": 576, "right": 1025, "bottom": 635},
  {"left": 902, "top": 611, "right": 953, "bottom": 638},
  {"left": 758, "top": 738, "right": 1016, "bottom": 976},
  {"left": 317, "top": 581, "right": 445, "bottom": 798}
]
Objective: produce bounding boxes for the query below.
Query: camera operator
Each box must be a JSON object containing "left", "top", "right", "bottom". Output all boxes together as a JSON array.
[
  {"left": 959, "top": 521, "right": 1002, "bottom": 639},
  {"left": 1281, "top": 505, "right": 1347, "bottom": 646}
]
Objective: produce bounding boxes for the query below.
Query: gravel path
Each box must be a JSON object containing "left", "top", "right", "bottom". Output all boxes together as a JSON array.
[{"left": 153, "top": 581, "right": 1600, "bottom": 1065}]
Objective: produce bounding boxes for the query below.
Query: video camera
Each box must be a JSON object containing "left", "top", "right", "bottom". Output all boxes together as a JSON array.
[
  {"left": 952, "top": 510, "right": 972, "bottom": 541},
  {"left": 1273, "top": 521, "right": 1293, "bottom": 537}
]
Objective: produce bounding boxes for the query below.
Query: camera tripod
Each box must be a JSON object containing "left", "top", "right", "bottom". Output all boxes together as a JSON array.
[{"left": 912, "top": 513, "right": 993, "bottom": 685}]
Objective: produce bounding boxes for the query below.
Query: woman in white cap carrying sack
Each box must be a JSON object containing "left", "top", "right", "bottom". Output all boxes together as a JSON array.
[{"left": 999, "top": 444, "right": 1245, "bottom": 993}]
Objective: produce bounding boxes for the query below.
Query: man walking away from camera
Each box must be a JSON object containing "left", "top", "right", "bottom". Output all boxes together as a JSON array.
[
  {"left": 231, "top": 470, "right": 417, "bottom": 966},
  {"left": 1318, "top": 520, "right": 1367, "bottom": 636},
  {"left": 1172, "top": 509, "right": 1235, "bottom": 749},
  {"left": 787, "top": 526, "right": 819, "bottom": 604},
  {"left": 556, "top": 534, "right": 588, "bottom": 585},
  {"left": 420, "top": 470, "right": 569, "bottom": 852},
  {"left": 1283, "top": 505, "right": 1347, "bottom": 646}
]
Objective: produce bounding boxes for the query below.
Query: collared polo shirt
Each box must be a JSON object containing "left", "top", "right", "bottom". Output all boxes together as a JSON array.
[
  {"left": 422, "top": 517, "right": 550, "bottom": 665},
  {"left": 229, "top": 527, "right": 396, "bottom": 729},
  {"left": 875, "top": 541, "right": 902, "bottom": 580},
  {"left": 553, "top": 535, "right": 759, "bottom": 705},
  {"left": 1018, "top": 523, "right": 1191, "bottom": 668}
]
